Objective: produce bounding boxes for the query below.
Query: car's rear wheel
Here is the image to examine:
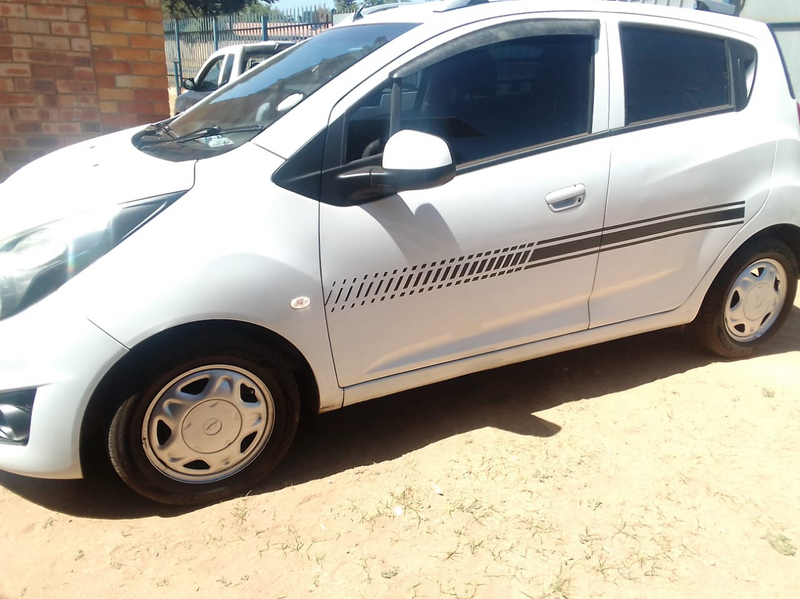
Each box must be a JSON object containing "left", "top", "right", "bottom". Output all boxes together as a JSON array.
[
  {"left": 108, "top": 337, "right": 300, "bottom": 505},
  {"left": 693, "top": 239, "right": 797, "bottom": 358}
]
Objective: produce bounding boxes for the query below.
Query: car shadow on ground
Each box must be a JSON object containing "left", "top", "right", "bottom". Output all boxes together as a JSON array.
[{"left": 2, "top": 305, "right": 799, "bottom": 519}]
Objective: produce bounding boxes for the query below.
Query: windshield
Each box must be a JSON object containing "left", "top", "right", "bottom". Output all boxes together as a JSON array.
[{"left": 136, "top": 23, "right": 417, "bottom": 161}]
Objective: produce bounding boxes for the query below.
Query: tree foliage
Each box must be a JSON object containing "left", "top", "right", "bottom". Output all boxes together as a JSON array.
[
  {"left": 334, "top": 0, "right": 409, "bottom": 15},
  {"left": 334, "top": 0, "right": 359, "bottom": 12},
  {"left": 163, "top": 0, "right": 274, "bottom": 18}
]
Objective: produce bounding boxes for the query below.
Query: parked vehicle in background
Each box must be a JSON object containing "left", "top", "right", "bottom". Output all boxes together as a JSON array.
[
  {"left": 174, "top": 41, "right": 294, "bottom": 113},
  {"left": 1, "top": 0, "right": 799, "bottom": 506},
  {"left": 695, "top": 0, "right": 736, "bottom": 16}
]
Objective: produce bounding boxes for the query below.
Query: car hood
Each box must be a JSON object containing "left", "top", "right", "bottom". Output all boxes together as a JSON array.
[{"left": 0, "top": 127, "right": 196, "bottom": 241}]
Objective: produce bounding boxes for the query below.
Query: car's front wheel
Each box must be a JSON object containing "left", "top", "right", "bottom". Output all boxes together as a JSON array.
[
  {"left": 693, "top": 239, "right": 797, "bottom": 358},
  {"left": 108, "top": 337, "right": 300, "bottom": 505}
]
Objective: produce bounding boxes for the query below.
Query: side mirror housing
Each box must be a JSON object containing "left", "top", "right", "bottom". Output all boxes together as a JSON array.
[
  {"left": 182, "top": 78, "right": 196, "bottom": 91},
  {"left": 336, "top": 130, "right": 455, "bottom": 205},
  {"left": 382, "top": 129, "right": 453, "bottom": 172}
]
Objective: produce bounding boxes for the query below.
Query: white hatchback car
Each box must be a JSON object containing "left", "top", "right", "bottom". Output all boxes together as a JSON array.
[{"left": 1, "top": 0, "right": 798, "bottom": 505}]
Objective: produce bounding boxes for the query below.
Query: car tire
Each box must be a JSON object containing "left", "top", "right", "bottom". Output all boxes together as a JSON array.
[
  {"left": 692, "top": 239, "right": 797, "bottom": 358},
  {"left": 108, "top": 335, "right": 300, "bottom": 505}
]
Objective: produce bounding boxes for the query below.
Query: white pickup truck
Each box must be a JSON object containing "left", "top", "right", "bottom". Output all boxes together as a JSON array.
[{"left": 174, "top": 41, "right": 294, "bottom": 113}]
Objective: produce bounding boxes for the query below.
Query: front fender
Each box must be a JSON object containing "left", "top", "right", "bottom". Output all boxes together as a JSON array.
[{"left": 67, "top": 143, "right": 341, "bottom": 411}]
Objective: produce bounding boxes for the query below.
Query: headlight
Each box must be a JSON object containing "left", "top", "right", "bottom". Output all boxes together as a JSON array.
[{"left": 0, "top": 191, "right": 185, "bottom": 321}]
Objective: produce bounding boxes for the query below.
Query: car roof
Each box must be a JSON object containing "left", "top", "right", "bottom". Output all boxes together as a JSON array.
[{"left": 349, "top": 0, "right": 763, "bottom": 37}]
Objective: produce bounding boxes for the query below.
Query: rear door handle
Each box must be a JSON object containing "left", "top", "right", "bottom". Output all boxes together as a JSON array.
[{"left": 545, "top": 184, "right": 586, "bottom": 212}]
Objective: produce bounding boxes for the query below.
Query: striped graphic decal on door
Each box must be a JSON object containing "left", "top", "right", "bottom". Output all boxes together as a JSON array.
[{"left": 325, "top": 201, "right": 745, "bottom": 313}]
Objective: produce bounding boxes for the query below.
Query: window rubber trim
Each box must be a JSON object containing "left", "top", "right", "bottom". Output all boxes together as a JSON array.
[
  {"left": 456, "top": 131, "right": 608, "bottom": 176},
  {"left": 392, "top": 18, "right": 600, "bottom": 79},
  {"left": 611, "top": 104, "right": 736, "bottom": 137}
]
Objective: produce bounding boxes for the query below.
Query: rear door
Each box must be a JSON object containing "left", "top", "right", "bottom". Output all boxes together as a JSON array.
[{"left": 589, "top": 18, "right": 772, "bottom": 327}]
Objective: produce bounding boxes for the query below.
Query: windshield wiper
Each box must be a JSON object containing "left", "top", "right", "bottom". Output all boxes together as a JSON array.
[
  {"left": 138, "top": 124, "right": 264, "bottom": 147},
  {"left": 134, "top": 121, "right": 177, "bottom": 146}
]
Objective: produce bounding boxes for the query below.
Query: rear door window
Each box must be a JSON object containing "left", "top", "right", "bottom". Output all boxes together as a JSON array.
[{"left": 620, "top": 25, "right": 731, "bottom": 125}]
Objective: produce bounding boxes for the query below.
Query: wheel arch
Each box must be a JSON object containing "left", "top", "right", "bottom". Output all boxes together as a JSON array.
[
  {"left": 697, "top": 222, "right": 800, "bottom": 312},
  {"left": 746, "top": 223, "right": 800, "bottom": 274},
  {"left": 691, "top": 223, "right": 799, "bottom": 357},
  {"left": 78, "top": 319, "right": 320, "bottom": 476}
]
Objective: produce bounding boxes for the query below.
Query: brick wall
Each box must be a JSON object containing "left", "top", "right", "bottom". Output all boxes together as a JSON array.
[{"left": 0, "top": 0, "right": 169, "bottom": 183}]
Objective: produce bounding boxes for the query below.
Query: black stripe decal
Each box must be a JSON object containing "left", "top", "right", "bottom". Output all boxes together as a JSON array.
[
  {"left": 599, "top": 220, "right": 745, "bottom": 254},
  {"left": 532, "top": 234, "right": 602, "bottom": 261},
  {"left": 327, "top": 204, "right": 745, "bottom": 313},
  {"left": 524, "top": 248, "right": 600, "bottom": 271},
  {"left": 601, "top": 200, "right": 744, "bottom": 233},
  {"left": 602, "top": 206, "right": 745, "bottom": 247},
  {"left": 539, "top": 200, "right": 744, "bottom": 244},
  {"left": 539, "top": 228, "right": 603, "bottom": 245}
]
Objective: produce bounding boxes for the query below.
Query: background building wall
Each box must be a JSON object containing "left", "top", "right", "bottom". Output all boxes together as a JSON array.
[
  {"left": 0, "top": 0, "right": 169, "bottom": 183},
  {"left": 741, "top": 0, "right": 800, "bottom": 90}
]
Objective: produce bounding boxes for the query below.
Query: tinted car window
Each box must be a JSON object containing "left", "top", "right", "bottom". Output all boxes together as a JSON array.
[
  {"left": 197, "top": 56, "right": 224, "bottom": 91},
  {"left": 346, "top": 33, "right": 596, "bottom": 166},
  {"left": 620, "top": 25, "right": 730, "bottom": 124}
]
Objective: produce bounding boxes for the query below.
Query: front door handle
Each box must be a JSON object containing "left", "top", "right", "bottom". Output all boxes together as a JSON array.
[{"left": 545, "top": 184, "right": 586, "bottom": 213}]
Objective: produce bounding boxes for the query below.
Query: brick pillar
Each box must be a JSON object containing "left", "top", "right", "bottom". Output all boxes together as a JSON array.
[
  {"left": 87, "top": 0, "right": 169, "bottom": 131},
  {"left": 0, "top": 0, "right": 169, "bottom": 183}
]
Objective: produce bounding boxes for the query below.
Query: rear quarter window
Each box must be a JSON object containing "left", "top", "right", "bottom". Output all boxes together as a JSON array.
[
  {"left": 620, "top": 25, "right": 731, "bottom": 125},
  {"left": 729, "top": 39, "right": 757, "bottom": 110}
]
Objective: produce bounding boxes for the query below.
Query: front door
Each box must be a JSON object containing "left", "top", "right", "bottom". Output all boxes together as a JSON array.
[{"left": 320, "top": 18, "right": 612, "bottom": 387}]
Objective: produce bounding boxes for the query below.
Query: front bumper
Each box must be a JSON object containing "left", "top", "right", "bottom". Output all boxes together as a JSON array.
[{"left": 0, "top": 294, "right": 127, "bottom": 479}]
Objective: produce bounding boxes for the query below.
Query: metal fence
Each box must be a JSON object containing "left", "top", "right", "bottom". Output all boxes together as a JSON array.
[{"left": 163, "top": 7, "right": 334, "bottom": 90}]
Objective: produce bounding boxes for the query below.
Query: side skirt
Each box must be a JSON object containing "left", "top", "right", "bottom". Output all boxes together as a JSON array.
[{"left": 341, "top": 304, "right": 697, "bottom": 407}]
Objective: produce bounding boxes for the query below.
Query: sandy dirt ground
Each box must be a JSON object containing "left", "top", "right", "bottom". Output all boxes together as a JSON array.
[{"left": 1, "top": 298, "right": 798, "bottom": 599}]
